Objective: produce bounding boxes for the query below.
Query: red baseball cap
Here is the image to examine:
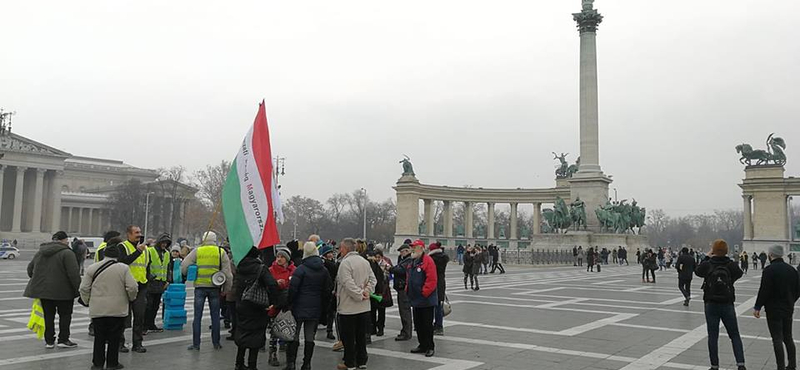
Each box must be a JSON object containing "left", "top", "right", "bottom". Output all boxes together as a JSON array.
[{"left": 411, "top": 240, "right": 426, "bottom": 248}]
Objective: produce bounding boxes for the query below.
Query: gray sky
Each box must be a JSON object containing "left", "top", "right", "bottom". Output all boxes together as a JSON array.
[{"left": 2, "top": 0, "right": 799, "bottom": 216}]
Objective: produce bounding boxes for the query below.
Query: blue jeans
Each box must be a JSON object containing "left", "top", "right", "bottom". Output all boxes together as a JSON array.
[
  {"left": 704, "top": 303, "right": 745, "bottom": 368},
  {"left": 434, "top": 301, "right": 444, "bottom": 330},
  {"left": 193, "top": 288, "right": 221, "bottom": 347}
]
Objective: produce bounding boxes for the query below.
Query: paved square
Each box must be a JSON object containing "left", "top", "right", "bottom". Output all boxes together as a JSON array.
[{"left": 0, "top": 256, "right": 793, "bottom": 370}]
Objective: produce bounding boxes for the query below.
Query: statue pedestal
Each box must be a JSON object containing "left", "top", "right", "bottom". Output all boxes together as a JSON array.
[{"left": 568, "top": 173, "right": 612, "bottom": 232}]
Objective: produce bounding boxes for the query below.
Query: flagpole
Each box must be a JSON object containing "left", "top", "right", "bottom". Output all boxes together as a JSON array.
[{"left": 202, "top": 196, "right": 223, "bottom": 246}]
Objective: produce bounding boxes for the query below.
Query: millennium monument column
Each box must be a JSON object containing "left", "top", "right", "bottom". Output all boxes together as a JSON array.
[{"left": 569, "top": 0, "right": 612, "bottom": 231}]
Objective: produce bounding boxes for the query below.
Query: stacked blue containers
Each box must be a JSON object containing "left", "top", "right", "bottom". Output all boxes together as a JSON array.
[{"left": 163, "top": 259, "right": 188, "bottom": 330}]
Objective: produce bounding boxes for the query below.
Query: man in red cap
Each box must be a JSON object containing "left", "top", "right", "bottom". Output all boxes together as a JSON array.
[{"left": 406, "top": 240, "right": 438, "bottom": 357}]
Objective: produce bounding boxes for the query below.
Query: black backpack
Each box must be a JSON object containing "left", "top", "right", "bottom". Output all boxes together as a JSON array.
[{"left": 704, "top": 264, "right": 734, "bottom": 302}]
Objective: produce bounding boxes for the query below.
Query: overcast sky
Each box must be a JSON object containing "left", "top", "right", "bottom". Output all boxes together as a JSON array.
[{"left": 2, "top": 0, "right": 799, "bottom": 216}]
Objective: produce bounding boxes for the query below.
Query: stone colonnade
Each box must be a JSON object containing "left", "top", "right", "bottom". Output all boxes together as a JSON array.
[
  {"left": 0, "top": 165, "right": 63, "bottom": 234},
  {"left": 61, "top": 207, "right": 112, "bottom": 237},
  {"left": 421, "top": 199, "right": 544, "bottom": 239}
]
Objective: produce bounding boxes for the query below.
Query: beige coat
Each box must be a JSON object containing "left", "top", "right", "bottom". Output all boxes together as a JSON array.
[
  {"left": 336, "top": 252, "right": 377, "bottom": 315},
  {"left": 79, "top": 259, "right": 138, "bottom": 318}
]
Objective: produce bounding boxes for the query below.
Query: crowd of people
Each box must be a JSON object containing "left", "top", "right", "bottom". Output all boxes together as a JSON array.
[{"left": 23, "top": 228, "right": 450, "bottom": 370}]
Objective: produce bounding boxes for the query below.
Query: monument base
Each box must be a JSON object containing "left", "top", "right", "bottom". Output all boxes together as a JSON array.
[{"left": 391, "top": 233, "right": 649, "bottom": 255}]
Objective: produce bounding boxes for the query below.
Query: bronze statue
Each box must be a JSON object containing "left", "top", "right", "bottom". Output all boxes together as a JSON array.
[
  {"left": 570, "top": 197, "right": 587, "bottom": 230},
  {"left": 736, "top": 133, "right": 787, "bottom": 166},
  {"left": 399, "top": 155, "right": 415, "bottom": 176}
]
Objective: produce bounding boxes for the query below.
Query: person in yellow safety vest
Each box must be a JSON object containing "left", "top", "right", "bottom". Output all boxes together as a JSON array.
[
  {"left": 181, "top": 231, "right": 233, "bottom": 351},
  {"left": 89, "top": 230, "right": 122, "bottom": 337},
  {"left": 116, "top": 226, "right": 149, "bottom": 354},
  {"left": 144, "top": 233, "right": 172, "bottom": 334}
]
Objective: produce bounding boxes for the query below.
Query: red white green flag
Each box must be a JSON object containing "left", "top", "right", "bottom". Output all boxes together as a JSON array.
[{"left": 223, "top": 101, "right": 282, "bottom": 264}]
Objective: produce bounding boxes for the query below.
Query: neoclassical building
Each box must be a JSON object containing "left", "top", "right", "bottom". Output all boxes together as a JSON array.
[{"left": 0, "top": 132, "right": 195, "bottom": 247}]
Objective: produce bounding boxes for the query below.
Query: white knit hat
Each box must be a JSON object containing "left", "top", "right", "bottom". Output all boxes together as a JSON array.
[{"left": 303, "top": 241, "right": 319, "bottom": 259}]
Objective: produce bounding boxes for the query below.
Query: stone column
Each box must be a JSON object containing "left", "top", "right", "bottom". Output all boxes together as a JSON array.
[
  {"left": 31, "top": 169, "right": 45, "bottom": 233},
  {"left": 465, "top": 202, "right": 474, "bottom": 238},
  {"left": 573, "top": 1, "right": 603, "bottom": 175},
  {"left": 76, "top": 208, "right": 83, "bottom": 235},
  {"left": 88, "top": 208, "right": 95, "bottom": 236},
  {"left": 510, "top": 203, "right": 518, "bottom": 239},
  {"left": 533, "top": 203, "right": 542, "bottom": 234},
  {"left": 50, "top": 171, "right": 63, "bottom": 233},
  {"left": 743, "top": 195, "right": 753, "bottom": 240},
  {"left": 64, "top": 207, "right": 72, "bottom": 233},
  {"left": 487, "top": 202, "right": 495, "bottom": 239},
  {"left": 443, "top": 201, "right": 453, "bottom": 237},
  {"left": 423, "top": 199, "right": 434, "bottom": 236},
  {"left": 394, "top": 178, "right": 420, "bottom": 240},
  {"left": 11, "top": 166, "right": 26, "bottom": 232}
]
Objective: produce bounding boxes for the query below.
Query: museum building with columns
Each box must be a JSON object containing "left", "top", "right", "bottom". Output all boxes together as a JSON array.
[{"left": 0, "top": 132, "right": 195, "bottom": 247}]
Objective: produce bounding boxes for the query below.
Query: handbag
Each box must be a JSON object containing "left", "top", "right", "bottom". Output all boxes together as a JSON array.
[
  {"left": 442, "top": 295, "right": 452, "bottom": 317},
  {"left": 272, "top": 309, "right": 297, "bottom": 341},
  {"left": 241, "top": 265, "right": 270, "bottom": 307}
]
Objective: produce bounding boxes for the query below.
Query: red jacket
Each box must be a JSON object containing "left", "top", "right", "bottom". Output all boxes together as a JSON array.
[
  {"left": 269, "top": 261, "right": 295, "bottom": 290},
  {"left": 406, "top": 253, "right": 438, "bottom": 307}
]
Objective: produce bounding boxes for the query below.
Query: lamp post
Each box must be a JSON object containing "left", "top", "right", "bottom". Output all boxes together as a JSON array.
[
  {"left": 613, "top": 188, "right": 618, "bottom": 202},
  {"left": 361, "top": 188, "right": 367, "bottom": 240},
  {"left": 144, "top": 192, "right": 154, "bottom": 239}
]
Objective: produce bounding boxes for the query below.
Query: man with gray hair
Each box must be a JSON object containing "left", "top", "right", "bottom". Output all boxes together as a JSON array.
[
  {"left": 754, "top": 244, "right": 800, "bottom": 370},
  {"left": 336, "top": 238, "right": 377, "bottom": 370}
]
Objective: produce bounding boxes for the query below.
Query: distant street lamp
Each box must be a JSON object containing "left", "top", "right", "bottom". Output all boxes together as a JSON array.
[
  {"left": 144, "top": 192, "right": 154, "bottom": 238},
  {"left": 361, "top": 188, "right": 367, "bottom": 240},
  {"left": 613, "top": 188, "right": 618, "bottom": 202}
]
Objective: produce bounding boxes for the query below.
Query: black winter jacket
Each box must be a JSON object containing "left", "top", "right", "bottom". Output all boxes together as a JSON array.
[
  {"left": 695, "top": 256, "right": 743, "bottom": 304},
  {"left": 676, "top": 254, "right": 696, "bottom": 280},
  {"left": 289, "top": 256, "right": 333, "bottom": 321},
  {"left": 754, "top": 258, "right": 800, "bottom": 316},
  {"left": 392, "top": 255, "right": 413, "bottom": 291},
  {"left": 429, "top": 249, "right": 450, "bottom": 302}
]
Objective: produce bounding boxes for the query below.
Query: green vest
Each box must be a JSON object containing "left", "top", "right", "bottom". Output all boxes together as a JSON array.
[
  {"left": 195, "top": 245, "right": 222, "bottom": 287},
  {"left": 147, "top": 246, "right": 168, "bottom": 282},
  {"left": 123, "top": 240, "right": 149, "bottom": 284}
]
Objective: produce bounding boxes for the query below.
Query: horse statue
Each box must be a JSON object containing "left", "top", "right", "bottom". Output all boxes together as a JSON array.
[
  {"left": 570, "top": 197, "right": 587, "bottom": 230},
  {"left": 736, "top": 134, "right": 788, "bottom": 166},
  {"left": 736, "top": 144, "right": 769, "bottom": 166},
  {"left": 566, "top": 156, "right": 580, "bottom": 178},
  {"left": 543, "top": 197, "right": 573, "bottom": 233}
]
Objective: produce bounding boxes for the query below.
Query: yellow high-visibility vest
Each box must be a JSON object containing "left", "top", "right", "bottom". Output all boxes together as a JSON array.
[
  {"left": 123, "top": 240, "right": 149, "bottom": 284},
  {"left": 195, "top": 245, "right": 222, "bottom": 287},
  {"left": 27, "top": 299, "right": 45, "bottom": 340},
  {"left": 94, "top": 242, "right": 107, "bottom": 263},
  {"left": 147, "top": 246, "right": 169, "bottom": 282}
]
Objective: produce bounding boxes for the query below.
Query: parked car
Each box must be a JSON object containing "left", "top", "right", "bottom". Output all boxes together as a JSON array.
[{"left": 0, "top": 246, "right": 20, "bottom": 259}]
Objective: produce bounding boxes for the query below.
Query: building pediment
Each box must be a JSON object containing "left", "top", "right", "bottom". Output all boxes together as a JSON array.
[{"left": 0, "top": 133, "right": 71, "bottom": 158}]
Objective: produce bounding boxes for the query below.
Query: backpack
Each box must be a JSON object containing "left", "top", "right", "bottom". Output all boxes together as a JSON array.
[{"left": 704, "top": 264, "right": 734, "bottom": 302}]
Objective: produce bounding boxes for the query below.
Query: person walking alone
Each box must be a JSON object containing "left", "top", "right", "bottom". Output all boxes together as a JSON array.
[
  {"left": 740, "top": 251, "right": 749, "bottom": 274},
  {"left": 391, "top": 243, "right": 414, "bottom": 341},
  {"left": 336, "top": 238, "right": 377, "bottom": 370},
  {"left": 759, "top": 251, "right": 768, "bottom": 270},
  {"left": 577, "top": 246, "right": 584, "bottom": 267},
  {"left": 586, "top": 247, "right": 595, "bottom": 272},
  {"left": 695, "top": 239, "right": 746, "bottom": 370},
  {"left": 80, "top": 238, "right": 138, "bottom": 370},
  {"left": 407, "top": 241, "right": 438, "bottom": 357},
  {"left": 24, "top": 231, "right": 81, "bottom": 349},
  {"left": 753, "top": 245, "right": 800, "bottom": 370},
  {"left": 676, "top": 247, "right": 696, "bottom": 306},
  {"left": 285, "top": 242, "right": 333, "bottom": 370}
]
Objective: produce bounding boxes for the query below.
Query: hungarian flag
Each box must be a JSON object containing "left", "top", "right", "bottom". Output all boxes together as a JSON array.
[{"left": 223, "top": 101, "right": 283, "bottom": 264}]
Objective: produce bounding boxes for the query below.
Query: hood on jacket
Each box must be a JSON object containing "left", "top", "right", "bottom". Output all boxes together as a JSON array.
[
  {"left": 155, "top": 233, "right": 172, "bottom": 248},
  {"left": 428, "top": 249, "right": 443, "bottom": 256},
  {"left": 40, "top": 242, "right": 71, "bottom": 257},
  {"left": 237, "top": 256, "right": 263, "bottom": 276},
  {"left": 302, "top": 256, "right": 324, "bottom": 271}
]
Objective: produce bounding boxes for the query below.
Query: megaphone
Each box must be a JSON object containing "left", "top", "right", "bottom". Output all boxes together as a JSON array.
[{"left": 212, "top": 271, "right": 227, "bottom": 286}]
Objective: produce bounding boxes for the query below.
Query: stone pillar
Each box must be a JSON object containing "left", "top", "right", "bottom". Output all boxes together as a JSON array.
[
  {"left": 11, "top": 166, "right": 26, "bottom": 233},
  {"left": 394, "top": 176, "right": 420, "bottom": 241},
  {"left": 31, "top": 169, "right": 45, "bottom": 233},
  {"left": 743, "top": 195, "right": 753, "bottom": 240},
  {"left": 573, "top": 1, "right": 603, "bottom": 175},
  {"left": 50, "top": 171, "right": 63, "bottom": 233},
  {"left": 533, "top": 203, "right": 542, "bottom": 234},
  {"left": 487, "top": 202, "right": 495, "bottom": 239},
  {"left": 0, "top": 165, "right": 5, "bottom": 227},
  {"left": 64, "top": 207, "right": 72, "bottom": 233},
  {"left": 76, "top": 208, "right": 83, "bottom": 235},
  {"left": 88, "top": 208, "right": 95, "bottom": 236},
  {"left": 510, "top": 203, "right": 518, "bottom": 239},
  {"left": 465, "top": 202, "right": 474, "bottom": 238},
  {"left": 423, "top": 199, "right": 434, "bottom": 236},
  {"left": 443, "top": 201, "right": 453, "bottom": 237}
]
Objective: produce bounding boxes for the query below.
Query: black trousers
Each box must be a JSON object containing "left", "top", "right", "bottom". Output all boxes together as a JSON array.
[
  {"left": 236, "top": 346, "right": 259, "bottom": 369},
  {"left": 491, "top": 261, "right": 505, "bottom": 273},
  {"left": 227, "top": 301, "right": 237, "bottom": 337},
  {"left": 41, "top": 299, "right": 73, "bottom": 344},
  {"left": 126, "top": 283, "right": 147, "bottom": 347},
  {"left": 413, "top": 306, "right": 435, "bottom": 351},
  {"left": 339, "top": 312, "right": 369, "bottom": 368},
  {"left": 642, "top": 267, "right": 655, "bottom": 282},
  {"left": 371, "top": 305, "right": 385, "bottom": 331},
  {"left": 767, "top": 314, "right": 796, "bottom": 370},
  {"left": 678, "top": 278, "right": 691, "bottom": 299},
  {"left": 93, "top": 317, "right": 124, "bottom": 368},
  {"left": 144, "top": 292, "right": 163, "bottom": 330}
]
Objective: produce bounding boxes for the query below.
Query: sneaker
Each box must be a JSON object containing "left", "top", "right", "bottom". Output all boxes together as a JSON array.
[
  {"left": 57, "top": 340, "right": 78, "bottom": 348},
  {"left": 132, "top": 346, "right": 146, "bottom": 353},
  {"left": 737, "top": 366, "right": 746, "bottom": 370},
  {"left": 147, "top": 327, "right": 164, "bottom": 333},
  {"left": 357, "top": 366, "right": 367, "bottom": 369},
  {"left": 395, "top": 335, "right": 411, "bottom": 341},
  {"left": 187, "top": 345, "right": 200, "bottom": 351},
  {"left": 119, "top": 345, "right": 130, "bottom": 353},
  {"left": 45, "top": 343, "right": 55, "bottom": 349},
  {"left": 433, "top": 328, "right": 444, "bottom": 336}
]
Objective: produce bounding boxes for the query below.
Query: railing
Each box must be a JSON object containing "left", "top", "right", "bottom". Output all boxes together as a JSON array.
[{"left": 445, "top": 249, "right": 575, "bottom": 266}]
